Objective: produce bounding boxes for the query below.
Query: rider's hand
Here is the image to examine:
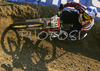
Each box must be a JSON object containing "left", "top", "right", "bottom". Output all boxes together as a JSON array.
[{"left": 59, "top": 4, "right": 64, "bottom": 10}]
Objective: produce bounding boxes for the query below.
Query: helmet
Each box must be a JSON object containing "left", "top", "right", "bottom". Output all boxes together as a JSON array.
[{"left": 83, "top": 6, "right": 97, "bottom": 21}]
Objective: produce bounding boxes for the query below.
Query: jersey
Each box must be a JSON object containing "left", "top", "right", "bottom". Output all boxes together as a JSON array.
[{"left": 64, "top": 2, "right": 94, "bottom": 32}]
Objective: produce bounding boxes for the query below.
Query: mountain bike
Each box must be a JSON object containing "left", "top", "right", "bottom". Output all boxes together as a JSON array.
[{"left": 9, "top": 10, "right": 68, "bottom": 40}]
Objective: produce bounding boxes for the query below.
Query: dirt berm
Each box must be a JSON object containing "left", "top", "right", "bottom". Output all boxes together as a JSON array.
[{"left": 0, "top": 1, "right": 100, "bottom": 71}]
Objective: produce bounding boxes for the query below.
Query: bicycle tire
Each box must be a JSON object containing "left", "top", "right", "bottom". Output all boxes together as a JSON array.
[{"left": 9, "top": 21, "right": 44, "bottom": 29}]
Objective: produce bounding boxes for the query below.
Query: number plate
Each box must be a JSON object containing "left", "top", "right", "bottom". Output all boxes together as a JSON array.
[{"left": 51, "top": 15, "right": 60, "bottom": 28}]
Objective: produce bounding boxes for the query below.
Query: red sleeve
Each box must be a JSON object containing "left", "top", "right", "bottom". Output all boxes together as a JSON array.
[
  {"left": 65, "top": 2, "right": 74, "bottom": 7},
  {"left": 64, "top": 2, "right": 86, "bottom": 14}
]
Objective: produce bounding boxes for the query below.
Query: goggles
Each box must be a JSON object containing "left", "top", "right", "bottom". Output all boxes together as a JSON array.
[{"left": 83, "top": 12, "right": 92, "bottom": 21}]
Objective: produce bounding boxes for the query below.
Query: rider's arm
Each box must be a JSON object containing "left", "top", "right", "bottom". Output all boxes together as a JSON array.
[
  {"left": 79, "top": 19, "right": 94, "bottom": 33},
  {"left": 64, "top": 2, "right": 86, "bottom": 14}
]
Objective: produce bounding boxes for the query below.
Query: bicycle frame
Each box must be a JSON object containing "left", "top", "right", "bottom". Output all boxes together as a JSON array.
[{"left": 25, "top": 10, "right": 62, "bottom": 32}]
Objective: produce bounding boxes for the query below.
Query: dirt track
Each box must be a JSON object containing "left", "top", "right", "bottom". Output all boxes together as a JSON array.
[{"left": 0, "top": 1, "right": 100, "bottom": 71}]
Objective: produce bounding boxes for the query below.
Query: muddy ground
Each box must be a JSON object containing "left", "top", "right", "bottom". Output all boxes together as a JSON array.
[{"left": 0, "top": 1, "right": 100, "bottom": 71}]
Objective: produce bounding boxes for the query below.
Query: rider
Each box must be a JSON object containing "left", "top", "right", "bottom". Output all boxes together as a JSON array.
[{"left": 59, "top": 1, "right": 97, "bottom": 40}]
